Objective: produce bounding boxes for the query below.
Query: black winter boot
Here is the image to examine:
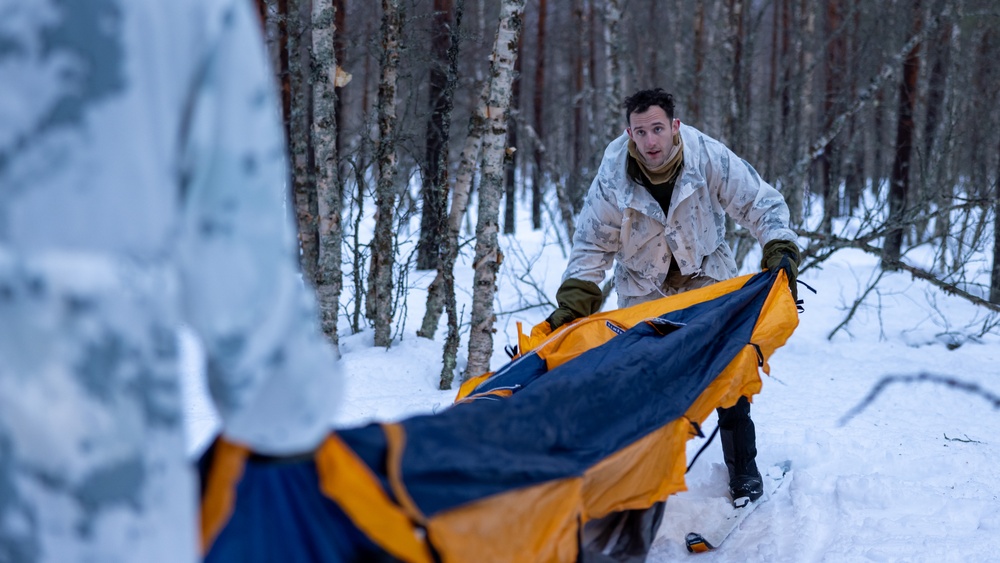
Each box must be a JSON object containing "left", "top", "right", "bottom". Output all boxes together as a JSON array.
[{"left": 717, "top": 396, "right": 763, "bottom": 503}]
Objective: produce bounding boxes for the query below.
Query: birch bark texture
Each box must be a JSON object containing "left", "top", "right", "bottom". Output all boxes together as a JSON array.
[
  {"left": 463, "top": 0, "right": 527, "bottom": 381},
  {"left": 433, "top": 79, "right": 486, "bottom": 390},
  {"left": 367, "top": 0, "right": 403, "bottom": 348},
  {"left": 288, "top": 0, "right": 318, "bottom": 286},
  {"left": 311, "top": 0, "right": 343, "bottom": 351}
]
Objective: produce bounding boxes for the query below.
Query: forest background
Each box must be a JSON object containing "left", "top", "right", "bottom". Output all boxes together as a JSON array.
[{"left": 251, "top": 0, "right": 1000, "bottom": 389}]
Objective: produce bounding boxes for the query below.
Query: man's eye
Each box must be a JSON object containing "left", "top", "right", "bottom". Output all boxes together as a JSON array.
[{"left": 654, "top": 127, "right": 662, "bottom": 133}]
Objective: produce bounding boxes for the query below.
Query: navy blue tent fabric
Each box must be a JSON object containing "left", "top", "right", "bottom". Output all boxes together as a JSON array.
[
  {"left": 342, "top": 268, "right": 777, "bottom": 517},
  {"left": 205, "top": 455, "right": 391, "bottom": 563}
]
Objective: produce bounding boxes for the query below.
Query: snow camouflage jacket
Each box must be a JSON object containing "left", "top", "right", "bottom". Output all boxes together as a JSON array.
[
  {"left": 564, "top": 123, "right": 797, "bottom": 303},
  {"left": 0, "top": 1, "right": 339, "bottom": 562}
]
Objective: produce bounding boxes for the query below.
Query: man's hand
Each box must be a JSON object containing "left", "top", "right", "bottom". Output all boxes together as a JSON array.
[
  {"left": 761, "top": 239, "right": 801, "bottom": 300},
  {"left": 545, "top": 278, "right": 604, "bottom": 330}
]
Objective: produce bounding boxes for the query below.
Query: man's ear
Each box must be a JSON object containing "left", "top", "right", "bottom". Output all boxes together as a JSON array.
[
  {"left": 671, "top": 119, "right": 681, "bottom": 135},
  {"left": 626, "top": 127, "right": 633, "bottom": 140}
]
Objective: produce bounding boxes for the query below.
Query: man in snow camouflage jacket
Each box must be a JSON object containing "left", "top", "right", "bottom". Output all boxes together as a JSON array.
[
  {"left": 0, "top": 1, "right": 339, "bottom": 562},
  {"left": 547, "top": 88, "right": 800, "bottom": 503}
]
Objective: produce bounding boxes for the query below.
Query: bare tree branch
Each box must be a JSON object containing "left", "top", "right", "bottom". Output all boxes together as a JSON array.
[
  {"left": 796, "top": 229, "right": 1000, "bottom": 313},
  {"left": 827, "top": 268, "right": 886, "bottom": 340}
]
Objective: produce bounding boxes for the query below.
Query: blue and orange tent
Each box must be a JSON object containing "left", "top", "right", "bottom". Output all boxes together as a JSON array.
[{"left": 200, "top": 267, "right": 798, "bottom": 562}]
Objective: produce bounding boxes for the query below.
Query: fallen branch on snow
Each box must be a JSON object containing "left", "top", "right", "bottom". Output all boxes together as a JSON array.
[{"left": 838, "top": 372, "right": 1000, "bottom": 427}]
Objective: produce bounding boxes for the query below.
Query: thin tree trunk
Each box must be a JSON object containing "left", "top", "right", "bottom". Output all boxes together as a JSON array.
[
  {"left": 312, "top": 0, "right": 342, "bottom": 352},
  {"left": 531, "top": 0, "right": 547, "bottom": 231},
  {"left": 644, "top": 0, "right": 658, "bottom": 86},
  {"left": 416, "top": 0, "right": 467, "bottom": 345},
  {"left": 691, "top": 1, "right": 705, "bottom": 123},
  {"left": 991, "top": 132, "right": 1000, "bottom": 304},
  {"left": 934, "top": 17, "right": 959, "bottom": 268},
  {"left": 463, "top": 0, "right": 526, "bottom": 382},
  {"left": 724, "top": 0, "right": 753, "bottom": 268},
  {"left": 586, "top": 0, "right": 599, "bottom": 164},
  {"left": 426, "top": 79, "right": 488, "bottom": 378},
  {"left": 289, "top": 0, "right": 318, "bottom": 285},
  {"left": 603, "top": 0, "right": 625, "bottom": 140},
  {"left": 416, "top": 0, "right": 455, "bottom": 270},
  {"left": 569, "top": 0, "right": 586, "bottom": 213},
  {"left": 367, "top": 0, "right": 403, "bottom": 347},
  {"left": 276, "top": 0, "right": 292, "bottom": 148},
  {"left": 333, "top": 0, "right": 347, "bottom": 199},
  {"left": 349, "top": 151, "right": 369, "bottom": 335},
  {"left": 504, "top": 32, "right": 523, "bottom": 235},
  {"left": 724, "top": 0, "right": 745, "bottom": 153},
  {"left": 843, "top": 0, "right": 864, "bottom": 214},
  {"left": 883, "top": 0, "right": 922, "bottom": 268},
  {"left": 764, "top": 0, "right": 779, "bottom": 179},
  {"left": 820, "top": 0, "right": 844, "bottom": 235},
  {"left": 924, "top": 0, "right": 951, "bottom": 246},
  {"left": 255, "top": 0, "right": 267, "bottom": 27},
  {"left": 781, "top": 0, "right": 804, "bottom": 225}
]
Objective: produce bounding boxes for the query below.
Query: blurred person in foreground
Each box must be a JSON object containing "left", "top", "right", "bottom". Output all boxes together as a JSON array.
[
  {"left": 0, "top": 1, "right": 339, "bottom": 561},
  {"left": 546, "top": 88, "right": 800, "bottom": 504}
]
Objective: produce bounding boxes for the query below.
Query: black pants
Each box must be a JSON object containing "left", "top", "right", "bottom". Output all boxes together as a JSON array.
[{"left": 717, "top": 396, "right": 758, "bottom": 478}]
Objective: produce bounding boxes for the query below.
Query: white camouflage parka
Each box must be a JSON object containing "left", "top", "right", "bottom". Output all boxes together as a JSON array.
[
  {"left": 564, "top": 123, "right": 797, "bottom": 304},
  {"left": 0, "top": 1, "right": 339, "bottom": 562}
]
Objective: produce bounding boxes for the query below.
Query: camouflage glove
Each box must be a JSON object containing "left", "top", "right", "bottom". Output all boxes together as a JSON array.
[
  {"left": 545, "top": 278, "right": 604, "bottom": 330},
  {"left": 761, "top": 239, "right": 801, "bottom": 300}
]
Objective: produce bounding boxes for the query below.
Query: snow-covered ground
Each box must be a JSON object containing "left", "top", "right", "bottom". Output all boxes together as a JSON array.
[{"left": 182, "top": 204, "right": 1000, "bottom": 562}]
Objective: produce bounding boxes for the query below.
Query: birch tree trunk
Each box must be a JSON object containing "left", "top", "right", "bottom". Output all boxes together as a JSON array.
[
  {"left": 312, "top": 0, "right": 342, "bottom": 351},
  {"left": 463, "top": 0, "right": 526, "bottom": 381},
  {"left": 367, "top": 0, "right": 403, "bottom": 348},
  {"left": 433, "top": 79, "right": 485, "bottom": 390},
  {"left": 289, "top": 0, "right": 318, "bottom": 285}
]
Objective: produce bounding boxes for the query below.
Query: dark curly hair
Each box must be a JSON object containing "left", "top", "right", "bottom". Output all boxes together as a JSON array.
[{"left": 622, "top": 88, "right": 675, "bottom": 124}]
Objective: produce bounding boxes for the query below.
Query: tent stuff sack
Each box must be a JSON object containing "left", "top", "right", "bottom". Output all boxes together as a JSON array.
[{"left": 199, "top": 268, "right": 798, "bottom": 562}]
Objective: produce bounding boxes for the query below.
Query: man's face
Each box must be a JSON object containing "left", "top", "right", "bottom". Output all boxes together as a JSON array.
[{"left": 626, "top": 106, "right": 681, "bottom": 169}]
